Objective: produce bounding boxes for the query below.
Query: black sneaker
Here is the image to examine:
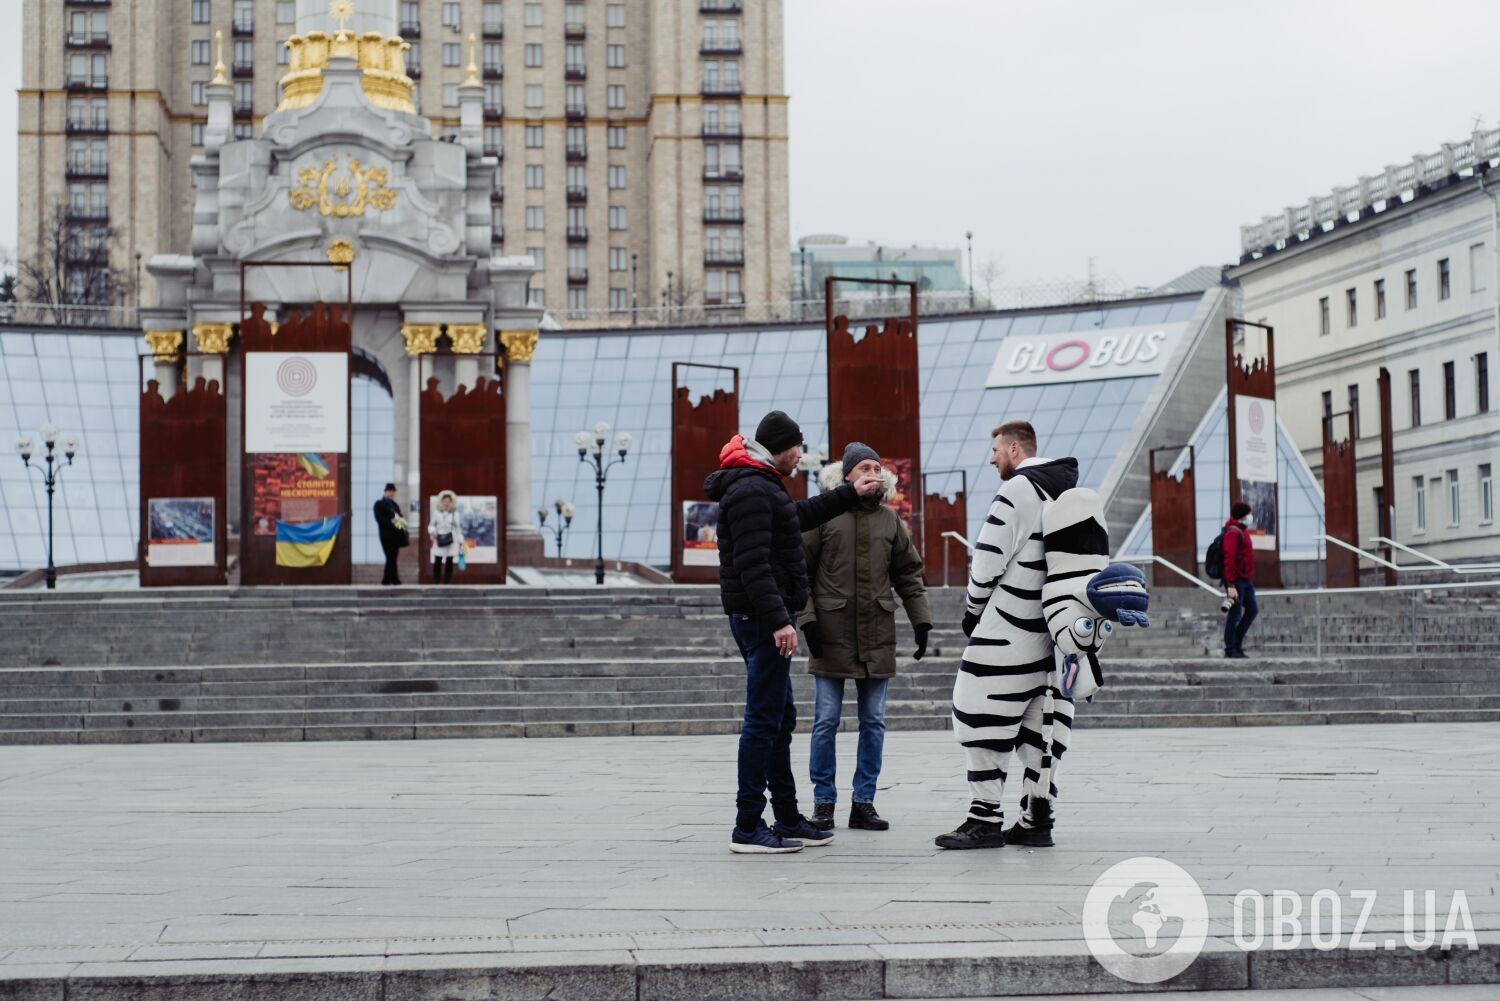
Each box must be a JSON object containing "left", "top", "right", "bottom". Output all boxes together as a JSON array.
[
  {"left": 729, "top": 823, "right": 803, "bottom": 855},
  {"left": 1226, "top": 648, "right": 1247, "bottom": 659},
  {"left": 848, "top": 802, "right": 889, "bottom": 831},
  {"left": 773, "top": 816, "right": 834, "bottom": 846},
  {"left": 810, "top": 802, "right": 836, "bottom": 830},
  {"left": 934, "top": 817, "right": 1005, "bottom": 850}
]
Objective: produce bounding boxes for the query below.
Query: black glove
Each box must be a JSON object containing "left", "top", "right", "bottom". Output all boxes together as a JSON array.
[
  {"left": 913, "top": 623, "right": 931, "bottom": 660},
  {"left": 961, "top": 612, "right": 980, "bottom": 638},
  {"left": 802, "top": 621, "right": 825, "bottom": 659}
]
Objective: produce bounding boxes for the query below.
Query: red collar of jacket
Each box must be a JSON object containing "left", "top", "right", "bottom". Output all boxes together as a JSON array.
[{"left": 719, "top": 434, "right": 786, "bottom": 478}]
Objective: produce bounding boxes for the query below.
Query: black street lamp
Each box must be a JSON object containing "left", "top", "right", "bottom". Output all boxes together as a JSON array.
[
  {"left": 17, "top": 424, "right": 78, "bottom": 591},
  {"left": 575, "top": 422, "right": 631, "bottom": 585},
  {"left": 537, "top": 497, "right": 576, "bottom": 557},
  {"left": 965, "top": 230, "right": 974, "bottom": 308},
  {"left": 630, "top": 252, "right": 638, "bottom": 327}
]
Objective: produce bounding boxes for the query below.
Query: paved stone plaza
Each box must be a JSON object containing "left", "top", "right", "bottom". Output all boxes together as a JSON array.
[{"left": 1, "top": 723, "right": 1497, "bottom": 999}]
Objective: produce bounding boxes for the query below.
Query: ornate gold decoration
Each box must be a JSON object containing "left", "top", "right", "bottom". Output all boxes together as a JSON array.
[
  {"left": 448, "top": 323, "right": 486, "bottom": 354},
  {"left": 274, "top": 1, "right": 415, "bottom": 114},
  {"left": 499, "top": 330, "right": 539, "bottom": 363},
  {"left": 329, "top": 0, "right": 354, "bottom": 30},
  {"left": 326, "top": 239, "right": 356, "bottom": 267},
  {"left": 462, "top": 33, "right": 480, "bottom": 88},
  {"left": 211, "top": 30, "right": 227, "bottom": 86},
  {"left": 400, "top": 323, "right": 441, "bottom": 356},
  {"left": 192, "top": 322, "right": 234, "bottom": 354},
  {"left": 143, "top": 330, "right": 184, "bottom": 363},
  {"left": 289, "top": 156, "right": 398, "bottom": 217}
]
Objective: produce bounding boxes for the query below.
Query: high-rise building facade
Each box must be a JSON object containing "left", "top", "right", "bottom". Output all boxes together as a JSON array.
[{"left": 18, "top": 0, "right": 788, "bottom": 323}]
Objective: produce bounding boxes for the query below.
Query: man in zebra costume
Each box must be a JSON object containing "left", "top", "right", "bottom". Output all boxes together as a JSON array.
[{"left": 936, "top": 420, "right": 1080, "bottom": 850}]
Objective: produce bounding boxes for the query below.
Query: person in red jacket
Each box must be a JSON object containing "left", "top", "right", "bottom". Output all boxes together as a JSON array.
[{"left": 1221, "top": 500, "right": 1257, "bottom": 658}]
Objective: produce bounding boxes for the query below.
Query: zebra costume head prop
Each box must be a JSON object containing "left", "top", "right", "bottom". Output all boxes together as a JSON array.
[{"left": 1041, "top": 488, "right": 1151, "bottom": 699}]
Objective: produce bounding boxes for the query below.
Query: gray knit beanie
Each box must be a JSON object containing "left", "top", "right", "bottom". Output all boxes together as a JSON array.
[{"left": 840, "top": 441, "right": 880, "bottom": 472}]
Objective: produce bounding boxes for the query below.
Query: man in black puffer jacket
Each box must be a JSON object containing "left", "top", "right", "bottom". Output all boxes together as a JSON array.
[{"left": 704, "top": 410, "right": 883, "bottom": 854}]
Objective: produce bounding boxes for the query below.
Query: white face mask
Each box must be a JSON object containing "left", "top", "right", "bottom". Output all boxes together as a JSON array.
[{"left": 1243, "top": 513, "right": 1255, "bottom": 530}]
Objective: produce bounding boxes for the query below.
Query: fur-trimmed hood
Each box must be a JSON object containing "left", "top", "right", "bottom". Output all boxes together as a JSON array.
[{"left": 819, "top": 461, "right": 899, "bottom": 501}]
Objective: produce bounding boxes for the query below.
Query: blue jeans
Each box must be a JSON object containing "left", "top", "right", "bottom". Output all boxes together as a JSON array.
[
  {"left": 1224, "top": 578, "right": 1259, "bottom": 652},
  {"left": 728, "top": 614, "right": 801, "bottom": 832},
  {"left": 809, "top": 675, "right": 889, "bottom": 805}
]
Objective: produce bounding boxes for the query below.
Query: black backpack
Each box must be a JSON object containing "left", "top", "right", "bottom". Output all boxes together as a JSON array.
[{"left": 1203, "top": 530, "right": 1227, "bottom": 581}]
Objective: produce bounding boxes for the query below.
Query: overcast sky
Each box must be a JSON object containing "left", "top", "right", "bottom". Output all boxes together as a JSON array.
[{"left": 7, "top": 1, "right": 1500, "bottom": 289}]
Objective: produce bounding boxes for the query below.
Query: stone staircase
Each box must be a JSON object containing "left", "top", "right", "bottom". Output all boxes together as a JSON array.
[{"left": 2, "top": 585, "right": 1499, "bottom": 744}]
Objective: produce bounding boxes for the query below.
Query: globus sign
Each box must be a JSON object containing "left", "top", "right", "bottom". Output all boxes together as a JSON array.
[{"left": 985, "top": 323, "right": 1186, "bottom": 388}]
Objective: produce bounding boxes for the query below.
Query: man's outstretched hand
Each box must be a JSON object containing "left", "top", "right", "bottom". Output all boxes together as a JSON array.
[{"left": 852, "top": 473, "right": 883, "bottom": 497}]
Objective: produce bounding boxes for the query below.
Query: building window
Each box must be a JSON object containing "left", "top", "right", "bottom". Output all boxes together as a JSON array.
[
  {"left": 233, "top": 121, "right": 253, "bottom": 139},
  {"left": 606, "top": 3, "right": 624, "bottom": 27},
  {"left": 566, "top": 83, "right": 584, "bottom": 108},
  {"left": 1409, "top": 369, "right": 1421, "bottom": 428},
  {"left": 525, "top": 42, "right": 542, "bottom": 66},
  {"left": 568, "top": 287, "right": 587, "bottom": 313},
  {"left": 1439, "top": 257, "right": 1451, "bottom": 300},
  {"left": 607, "top": 44, "right": 624, "bottom": 68},
  {"left": 609, "top": 247, "right": 627, "bottom": 272},
  {"left": 191, "top": 80, "right": 207, "bottom": 105},
  {"left": 1477, "top": 352, "right": 1490, "bottom": 414},
  {"left": 442, "top": 83, "right": 458, "bottom": 106},
  {"left": 1482, "top": 464, "right": 1495, "bottom": 524},
  {"left": 526, "top": 205, "right": 545, "bottom": 230},
  {"left": 400, "top": 0, "right": 418, "bottom": 27},
  {"left": 565, "top": 163, "right": 585, "bottom": 191},
  {"left": 278, "top": 42, "right": 290, "bottom": 65},
  {"left": 192, "top": 0, "right": 210, "bottom": 23},
  {"left": 1413, "top": 477, "right": 1427, "bottom": 533},
  {"left": 1318, "top": 296, "right": 1329, "bottom": 335},
  {"left": 404, "top": 42, "right": 420, "bottom": 73},
  {"left": 567, "top": 205, "right": 586, "bottom": 232},
  {"left": 526, "top": 124, "right": 543, "bottom": 147},
  {"left": 524, "top": 2, "right": 543, "bottom": 26},
  {"left": 1405, "top": 268, "right": 1418, "bottom": 309},
  {"left": 1321, "top": 390, "right": 1332, "bottom": 423},
  {"left": 1448, "top": 469, "right": 1461, "bottom": 527},
  {"left": 608, "top": 165, "right": 625, "bottom": 189},
  {"left": 527, "top": 245, "right": 545, "bottom": 269},
  {"left": 567, "top": 245, "right": 587, "bottom": 273},
  {"left": 443, "top": 42, "right": 461, "bottom": 66},
  {"left": 525, "top": 83, "right": 543, "bottom": 108},
  {"left": 1345, "top": 287, "right": 1356, "bottom": 328},
  {"left": 483, "top": 124, "right": 502, "bottom": 154},
  {"left": 484, "top": 82, "right": 502, "bottom": 111},
  {"left": 566, "top": 42, "right": 583, "bottom": 69},
  {"left": 1444, "top": 360, "right": 1457, "bottom": 420},
  {"left": 608, "top": 206, "right": 627, "bottom": 230},
  {"left": 277, "top": 0, "right": 295, "bottom": 23},
  {"left": 609, "top": 287, "right": 628, "bottom": 311},
  {"left": 1473, "top": 242, "right": 1489, "bottom": 293},
  {"left": 191, "top": 122, "right": 205, "bottom": 145},
  {"left": 566, "top": 123, "right": 584, "bottom": 151},
  {"left": 233, "top": 79, "right": 252, "bottom": 109},
  {"left": 528, "top": 285, "right": 545, "bottom": 308},
  {"left": 607, "top": 84, "right": 624, "bottom": 109},
  {"left": 1374, "top": 278, "right": 1386, "bottom": 319},
  {"left": 1348, "top": 383, "right": 1360, "bottom": 439},
  {"left": 443, "top": 2, "right": 461, "bottom": 28},
  {"left": 526, "top": 164, "right": 544, "bottom": 188},
  {"left": 607, "top": 125, "right": 625, "bottom": 149},
  {"left": 727, "top": 270, "right": 742, "bottom": 302},
  {"left": 192, "top": 39, "right": 211, "bottom": 65},
  {"left": 233, "top": 0, "right": 253, "bottom": 31},
  {"left": 706, "top": 269, "right": 723, "bottom": 303},
  {"left": 484, "top": 2, "right": 502, "bottom": 30}
]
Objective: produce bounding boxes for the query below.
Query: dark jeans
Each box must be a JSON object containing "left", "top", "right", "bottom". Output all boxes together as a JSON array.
[
  {"left": 728, "top": 614, "right": 801, "bottom": 833},
  {"left": 432, "top": 557, "right": 454, "bottom": 584},
  {"left": 380, "top": 538, "right": 401, "bottom": 585},
  {"left": 1224, "top": 578, "right": 1258, "bottom": 652}
]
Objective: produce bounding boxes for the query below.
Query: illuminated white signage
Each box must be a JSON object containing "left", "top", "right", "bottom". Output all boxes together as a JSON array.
[{"left": 985, "top": 323, "right": 1186, "bottom": 388}]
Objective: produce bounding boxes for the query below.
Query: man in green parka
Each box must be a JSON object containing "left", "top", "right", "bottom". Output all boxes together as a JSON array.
[{"left": 799, "top": 442, "right": 933, "bottom": 831}]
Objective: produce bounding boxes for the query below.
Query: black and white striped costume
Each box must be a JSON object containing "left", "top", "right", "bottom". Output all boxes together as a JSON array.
[{"left": 952, "top": 457, "right": 1078, "bottom": 825}]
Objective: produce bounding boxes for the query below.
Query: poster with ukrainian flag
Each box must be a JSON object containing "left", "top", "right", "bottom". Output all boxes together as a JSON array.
[{"left": 275, "top": 515, "right": 343, "bottom": 568}]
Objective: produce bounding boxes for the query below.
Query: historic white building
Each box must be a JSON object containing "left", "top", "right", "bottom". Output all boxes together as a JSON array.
[{"left": 1230, "top": 130, "right": 1500, "bottom": 565}]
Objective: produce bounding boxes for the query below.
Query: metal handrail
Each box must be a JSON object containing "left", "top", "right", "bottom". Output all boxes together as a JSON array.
[
  {"left": 1113, "top": 554, "right": 1225, "bottom": 596},
  {"left": 1369, "top": 535, "right": 1500, "bottom": 574},
  {"left": 939, "top": 530, "right": 971, "bottom": 589},
  {"left": 1316, "top": 534, "right": 1402, "bottom": 572}
]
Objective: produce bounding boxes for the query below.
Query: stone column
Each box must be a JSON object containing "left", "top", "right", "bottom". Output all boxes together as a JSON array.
[
  {"left": 448, "top": 323, "right": 487, "bottom": 389},
  {"left": 191, "top": 322, "right": 233, "bottom": 387},
  {"left": 499, "top": 330, "right": 541, "bottom": 561},
  {"left": 400, "top": 323, "right": 440, "bottom": 510},
  {"left": 143, "top": 331, "right": 184, "bottom": 400}
]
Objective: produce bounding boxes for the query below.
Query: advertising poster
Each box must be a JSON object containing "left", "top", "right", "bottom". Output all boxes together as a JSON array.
[
  {"left": 251, "top": 452, "right": 340, "bottom": 536},
  {"left": 1234, "top": 394, "right": 1278, "bottom": 551},
  {"left": 245, "top": 352, "right": 349, "bottom": 454},
  {"left": 439, "top": 495, "right": 499, "bottom": 565},
  {"left": 884, "top": 457, "right": 916, "bottom": 538},
  {"left": 147, "top": 497, "right": 216, "bottom": 567},
  {"left": 682, "top": 500, "right": 720, "bottom": 567}
]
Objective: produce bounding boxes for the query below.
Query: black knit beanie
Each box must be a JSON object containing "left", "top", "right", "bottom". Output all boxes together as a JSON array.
[
  {"left": 840, "top": 441, "right": 880, "bottom": 471},
  {"left": 755, "top": 411, "right": 803, "bottom": 454}
]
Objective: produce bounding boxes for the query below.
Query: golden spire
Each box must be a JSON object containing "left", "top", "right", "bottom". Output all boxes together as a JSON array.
[
  {"left": 330, "top": 0, "right": 355, "bottom": 32},
  {"left": 463, "top": 32, "right": 479, "bottom": 86},
  {"left": 210, "top": 29, "right": 227, "bottom": 85}
]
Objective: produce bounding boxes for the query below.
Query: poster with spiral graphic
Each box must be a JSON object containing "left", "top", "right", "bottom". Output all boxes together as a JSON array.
[{"left": 245, "top": 352, "right": 349, "bottom": 454}]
